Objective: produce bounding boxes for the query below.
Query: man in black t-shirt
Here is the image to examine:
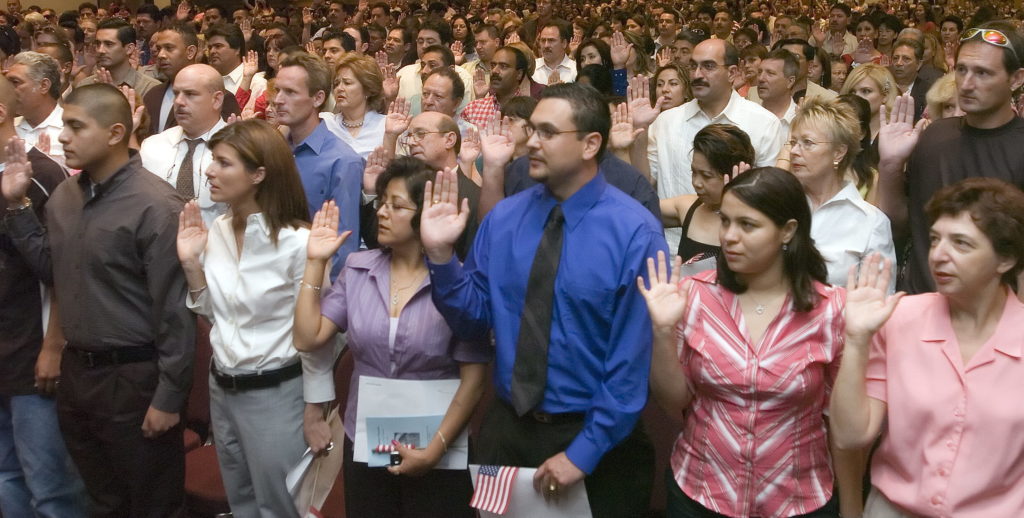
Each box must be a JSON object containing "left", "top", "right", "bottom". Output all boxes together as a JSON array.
[{"left": 876, "top": 20, "right": 1024, "bottom": 295}]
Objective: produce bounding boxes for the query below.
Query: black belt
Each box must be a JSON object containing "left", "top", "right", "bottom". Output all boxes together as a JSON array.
[
  {"left": 502, "top": 398, "right": 585, "bottom": 425},
  {"left": 68, "top": 345, "right": 157, "bottom": 367},
  {"left": 211, "top": 361, "right": 302, "bottom": 391}
]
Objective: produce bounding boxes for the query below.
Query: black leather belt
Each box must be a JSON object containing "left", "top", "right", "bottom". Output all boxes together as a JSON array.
[
  {"left": 211, "top": 361, "right": 302, "bottom": 391},
  {"left": 502, "top": 399, "right": 585, "bottom": 424},
  {"left": 68, "top": 346, "right": 157, "bottom": 367}
]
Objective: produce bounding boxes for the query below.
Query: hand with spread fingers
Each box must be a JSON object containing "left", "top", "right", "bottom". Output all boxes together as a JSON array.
[{"left": 419, "top": 167, "right": 470, "bottom": 264}]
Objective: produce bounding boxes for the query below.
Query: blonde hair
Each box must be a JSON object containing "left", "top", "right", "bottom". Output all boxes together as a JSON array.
[
  {"left": 790, "top": 97, "right": 863, "bottom": 182},
  {"left": 925, "top": 73, "right": 958, "bottom": 120},
  {"left": 334, "top": 53, "right": 385, "bottom": 113},
  {"left": 922, "top": 32, "right": 948, "bottom": 72},
  {"left": 840, "top": 63, "right": 898, "bottom": 116}
]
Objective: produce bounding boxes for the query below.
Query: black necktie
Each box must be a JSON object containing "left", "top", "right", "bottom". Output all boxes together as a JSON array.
[
  {"left": 176, "top": 138, "right": 203, "bottom": 199},
  {"left": 510, "top": 204, "right": 564, "bottom": 415}
]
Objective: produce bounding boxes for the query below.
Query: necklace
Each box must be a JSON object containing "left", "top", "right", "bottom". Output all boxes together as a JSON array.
[
  {"left": 390, "top": 273, "right": 425, "bottom": 305},
  {"left": 340, "top": 116, "right": 364, "bottom": 128},
  {"left": 746, "top": 291, "right": 784, "bottom": 315}
]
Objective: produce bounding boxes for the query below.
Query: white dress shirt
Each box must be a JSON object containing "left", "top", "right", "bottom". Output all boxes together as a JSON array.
[
  {"left": 532, "top": 55, "right": 577, "bottom": 85},
  {"left": 780, "top": 99, "right": 799, "bottom": 141},
  {"left": 15, "top": 104, "right": 64, "bottom": 167},
  {"left": 648, "top": 90, "right": 784, "bottom": 250},
  {"left": 187, "top": 213, "right": 336, "bottom": 403},
  {"left": 396, "top": 62, "right": 476, "bottom": 116},
  {"left": 321, "top": 109, "right": 386, "bottom": 158},
  {"left": 140, "top": 119, "right": 229, "bottom": 226},
  {"left": 222, "top": 62, "right": 245, "bottom": 95},
  {"left": 810, "top": 181, "right": 897, "bottom": 291}
]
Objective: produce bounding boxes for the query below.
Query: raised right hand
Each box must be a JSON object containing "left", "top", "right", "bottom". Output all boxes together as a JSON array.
[
  {"left": 419, "top": 167, "right": 470, "bottom": 263},
  {"left": 385, "top": 97, "right": 411, "bottom": 136},
  {"left": 362, "top": 146, "right": 388, "bottom": 194},
  {"left": 176, "top": 200, "right": 208, "bottom": 265},
  {"left": 480, "top": 114, "right": 515, "bottom": 168},
  {"left": 2, "top": 137, "right": 34, "bottom": 203},
  {"left": 844, "top": 253, "right": 904, "bottom": 342},
  {"left": 878, "top": 92, "right": 928, "bottom": 166},
  {"left": 637, "top": 251, "right": 691, "bottom": 332},
  {"left": 610, "top": 31, "right": 632, "bottom": 69},
  {"left": 308, "top": 201, "right": 351, "bottom": 261}
]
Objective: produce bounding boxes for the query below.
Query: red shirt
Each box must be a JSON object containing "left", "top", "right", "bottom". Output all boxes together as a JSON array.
[{"left": 671, "top": 271, "right": 845, "bottom": 518}]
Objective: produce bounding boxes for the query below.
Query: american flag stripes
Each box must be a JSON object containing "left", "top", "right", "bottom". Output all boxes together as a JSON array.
[{"left": 469, "top": 465, "right": 519, "bottom": 515}]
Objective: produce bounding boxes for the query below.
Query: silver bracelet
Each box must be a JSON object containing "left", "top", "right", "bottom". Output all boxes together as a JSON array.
[{"left": 299, "top": 281, "right": 321, "bottom": 291}]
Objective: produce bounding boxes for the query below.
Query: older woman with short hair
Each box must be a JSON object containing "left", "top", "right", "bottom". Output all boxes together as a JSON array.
[
  {"left": 832, "top": 178, "right": 1024, "bottom": 518},
  {"left": 322, "top": 53, "right": 387, "bottom": 158},
  {"left": 924, "top": 73, "right": 963, "bottom": 120},
  {"left": 786, "top": 97, "right": 896, "bottom": 289}
]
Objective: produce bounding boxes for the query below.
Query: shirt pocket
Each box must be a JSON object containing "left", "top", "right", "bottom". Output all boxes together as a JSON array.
[
  {"left": 759, "top": 346, "right": 832, "bottom": 407},
  {"left": 556, "top": 279, "right": 615, "bottom": 346}
]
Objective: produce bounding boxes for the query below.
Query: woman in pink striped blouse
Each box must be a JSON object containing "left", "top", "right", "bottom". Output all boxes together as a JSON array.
[{"left": 640, "top": 167, "right": 859, "bottom": 518}]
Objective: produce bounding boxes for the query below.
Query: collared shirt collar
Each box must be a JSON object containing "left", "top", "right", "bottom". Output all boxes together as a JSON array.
[
  {"left": 532, "top": 169, "right": 607, "bottom": 231},
  {"left": 292, "top": 120, "right": 332, "bottom": 155},
  {"left": 782, "top": 100, "right": 798, "bottom": 124},
  {"left": 225, "top": 63, "right": 244, "bottom": 87},
  {"left": 815, "top": 181, "right": 868, "bottom": 215},
  {"left": 17, "top": 103, "right": 63, "bottom": 132},
  {"left": 171, "top": 118, "right": 227, "bottom": 147},
  {"left": 683, "top": 89, "right": 744, "bottom": 122},
  {"left": 76, "top": 151, "right": 140, "bottom": 203}
]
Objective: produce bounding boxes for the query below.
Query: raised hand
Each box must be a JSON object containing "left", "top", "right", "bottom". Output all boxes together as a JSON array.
[
  {"left": 610, "top": 31, "right": 632, "bottom": 69},
  {"left": 420, "top": 167, "right": 470, "bottom": 263},
  {"left": 95, "top": 67, "right": 114, "bottom": 85},
  {"left": 242, "top": 50, "right": 259, "bottom": 81},
  {"left": 385, "top": 97, "right": 411, "bottom": 136},
  {"left": 382, "top": 63, "right": 399, "bottom": 101},
  {"left": 656, "top": 47, "right": 673, "bottom": 67},
  {"left": 878, "top": 92, "right": 928, "bottom": 166},
  {"left": 569, "top": 29, "right": 582, "bottom": 54},
  {"left": 637, "top": 251, "right": 691, "bottom": 332},
  {"left": 225, "top": 113, "right": 240, "bottom": 125},
  {"left": 730, "top": 161, "right": 751, "bottom": 178},
  {"left": 119, "top": 85, "right": 144, "bottom": 132},
  {"left": 627, "top": 74, "right": 663, "bottom": 129},
  {"left": 844, "top": 253, "right": 904, "bottom": 342},
  {"left": 240, "top": 17, "right": 253, "bottom": 42},
  {"left": 460, "top": 125, "right": 481, "bottom": 165},
  {"left": 375, "top": 50, "right": 389, "bottom": 72},
  {"left": 129, "top": 44, "right": 140, "bottom": 69},
  {"left": 176, "top": 0, "right": 191, "bottom": 21},
  {"left": 480, "top": 115, "right": 515, "bottom": 168},
  {"left": 451, "top": 40, "right": 465, "bottom": 65},
  {"left": 504, "top": 31, "right": 520, "bottom": 45},
  {"left": 547, "top": 69, "right": 561, "bottom": 85},
  {"left": 302, "top": 7, "right": 315, "bottom": 26},
  {"left": 176, "top": 200, "right": 208, "bottom": 265},
  {"left": 609, "top": 102, "right": 642, "bottom": 150},
  {"left": 2, "top": 137, "right": 34, "bottom": 203},
  {"left": 308, "top": 201, "right": 351, "bottom": 261},
  {"left": 35, "top": 133, "right": 51, "bottom": 156},
  {"left": 362, "top": 146, "right": 388, "bottom": 194},
  {"left": 473, "top": 67, "right": 489, "bottom": 98}
]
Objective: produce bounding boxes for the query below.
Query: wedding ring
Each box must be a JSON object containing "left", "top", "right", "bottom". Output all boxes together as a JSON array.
[{"left": 548, "top": 483, "right": 557, "bottom": 493}]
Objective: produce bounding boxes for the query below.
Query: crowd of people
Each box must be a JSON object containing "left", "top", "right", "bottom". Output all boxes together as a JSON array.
[{"left": 0, "top": 0, "right": 1023, "bottom": 517}]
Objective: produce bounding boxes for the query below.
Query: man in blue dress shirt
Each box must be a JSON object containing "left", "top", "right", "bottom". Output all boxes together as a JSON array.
[
  {"left": 276, "top": 52, "right": 363, "bottom": 281},
  {"left": 420, "top": 83, "right": 667, "bottom": 517}
]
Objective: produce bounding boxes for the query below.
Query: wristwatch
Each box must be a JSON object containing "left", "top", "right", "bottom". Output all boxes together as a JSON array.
[{"left": 6, "top": 197, "right": 30, "bottom": 212}]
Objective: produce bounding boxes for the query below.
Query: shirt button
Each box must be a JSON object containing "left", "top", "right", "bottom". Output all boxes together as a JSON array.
[
  {"left": 938, "top": 468, "right": 949, "bottom": 477},
  {"left": 947, "top": 441, "right": 955, "bottom": 450},
  {"left": 932, "top": 495, "right": 943, "bottom": 506},
  {"left": 746, "top": 433, "right": 754, "bottom": 440}
]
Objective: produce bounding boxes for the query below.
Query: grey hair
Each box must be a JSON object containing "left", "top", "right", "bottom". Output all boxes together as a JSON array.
[{"left": 12, "top": 51, "right": 61, "bottom": 99}]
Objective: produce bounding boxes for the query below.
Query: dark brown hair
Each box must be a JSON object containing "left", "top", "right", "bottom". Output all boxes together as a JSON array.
[
  {"left": 209, "top": 120, "right": 310, "bottom": 245},
  {"left": 926, "top": 177, "right": 1024, "bottom": 288}
]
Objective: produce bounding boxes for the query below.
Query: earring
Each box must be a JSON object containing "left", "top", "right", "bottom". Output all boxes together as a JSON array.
[
  {"left": 782, "top": 243, "right": 789, "bottom": 252},
  {"left": 833, "top": 158, "right": 840, "bottom": 168}
]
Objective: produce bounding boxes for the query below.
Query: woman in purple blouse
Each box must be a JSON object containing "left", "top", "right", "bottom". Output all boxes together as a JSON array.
[{"left": 294, "top": 157, "right": 489, "bottom": 518}]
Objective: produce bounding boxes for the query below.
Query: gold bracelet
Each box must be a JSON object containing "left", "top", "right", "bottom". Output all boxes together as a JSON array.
[
  {"left": 299, "top": 281, "right": 321, "bottom": 291},
  {"left": 436, "top": 430, "right": 448, "bottom": 453}
]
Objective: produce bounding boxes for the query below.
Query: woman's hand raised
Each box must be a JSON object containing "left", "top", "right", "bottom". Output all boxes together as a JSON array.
[
  {"left": 307, "top": 201, "right": 351, "bottom": 262},
  {"left": 637, "top": 251, "right": 692, "bottom": 334}
]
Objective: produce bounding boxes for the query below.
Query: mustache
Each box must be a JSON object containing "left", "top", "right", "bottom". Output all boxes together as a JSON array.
[{"left": 691, "top": 79, "right": 709, "bottom": 87}]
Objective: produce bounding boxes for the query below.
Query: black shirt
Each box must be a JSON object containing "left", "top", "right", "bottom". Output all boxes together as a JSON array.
[
  {"left": 904, "top": 116, "right": 1024, "bottom": 293},
  {"left": 0, "top": 149, "right": 67, "bottom": 395}
]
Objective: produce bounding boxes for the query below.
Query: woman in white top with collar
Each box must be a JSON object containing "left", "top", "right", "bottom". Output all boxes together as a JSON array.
[
  {"left": 322, "top": 54, "right": 387, "bottom": 158},
  {"left": 176, "top": 120, "right": 335, "bottom": 518},
  {"left": 785, "top": 97, "right": 896, "bottom": 290}
]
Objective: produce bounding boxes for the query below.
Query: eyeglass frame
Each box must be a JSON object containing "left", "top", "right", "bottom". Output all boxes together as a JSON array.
[
  {"left": 960, "top": 27, "right": 1021, "bottom": 67},
  {"left": 399, "top": 129, "right": 447, "bottom": 145},
  {"left": 373, "top": 198, "right": 418, "bottom": 212},
  {"left": 787, "top": 137, "right": 833, "bottom": 150},
  {"left": 523, "top": 122, "right": 587, "bottom": 142}
]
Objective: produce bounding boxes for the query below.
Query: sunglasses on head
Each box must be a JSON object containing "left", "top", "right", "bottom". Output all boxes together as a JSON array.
[{"left": 961, "top": 27, "right": 1021, "bottom": 65}]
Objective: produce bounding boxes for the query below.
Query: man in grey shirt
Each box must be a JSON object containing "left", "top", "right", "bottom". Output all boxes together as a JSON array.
[{"left": 2, "top": 83, "right": 194, "bottom": 516}]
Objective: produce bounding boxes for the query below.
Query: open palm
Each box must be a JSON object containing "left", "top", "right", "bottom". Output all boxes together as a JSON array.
[
  {"left": 2, "top": 137, "right": 34, "bottom": 203},
  {"left": 637, "top": 251, "right": 691, "bottom": 330},
  {"left": 419, "top": 167, "right": 469, "bottom": 262},
  {"left": 308, "top": 201, "right": 350, "bottom": 261},
  {"left": 844, "top": 253, "right": 904, "bottom": 339},
  {"left": 176, "top": 201, "right": 208, "bottom": 264}
]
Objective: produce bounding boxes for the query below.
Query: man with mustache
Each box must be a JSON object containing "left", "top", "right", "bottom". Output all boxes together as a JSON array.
[
  {"left": 647, "top": 38, "right": 783, "bottom": 251},
  {"left": 77, "top": 18, "right": 160, "bottom": 98},
  {"left": 460, "top": 46, "right": 535, "bottom": 128},
  {"left": 139, "top": 64, "right": 228, "bottom": 226}
]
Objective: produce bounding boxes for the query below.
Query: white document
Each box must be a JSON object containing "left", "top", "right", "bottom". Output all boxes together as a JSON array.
[
  {"left": 469, "top": 465, "right": 592, "bottom": 518},
  {"left": 285, "top": 448, "right": 315, "bottom": 495},
  {"left": 353, "top": 376, "right": 469, "bottom": 469}
]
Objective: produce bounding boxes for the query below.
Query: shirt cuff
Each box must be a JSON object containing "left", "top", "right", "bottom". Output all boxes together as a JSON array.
[
  {"left": 3, "top": 203, "right": 42, "bottom": 238},
  {"left": 426, "top": 254, "right": 463, "bottom": 289},
  {"left": 151, "top": 382, "right": 188, "bottom": 413},
  {"left": 301, "top": 340, "right": 339, "bottom": 403},
  {"left": 565, "top": 433, "right": 602, "bottom": 475}
]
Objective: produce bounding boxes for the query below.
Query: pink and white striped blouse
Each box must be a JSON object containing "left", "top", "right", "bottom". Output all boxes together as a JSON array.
[{"left": 670, "top": 270, "right": 846, "bottom": 518}]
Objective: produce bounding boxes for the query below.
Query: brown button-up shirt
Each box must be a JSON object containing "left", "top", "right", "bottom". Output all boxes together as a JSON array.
[{"left": 4, "top": 153, "right": 195, "bottom": 412}]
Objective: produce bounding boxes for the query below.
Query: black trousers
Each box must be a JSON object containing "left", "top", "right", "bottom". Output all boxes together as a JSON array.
[
  {"left": 665, "top": 468, "right": 839, "bottom": 518},
  {"left": 474, "top": 399, "right": 655, "bottom": 518},
  {"left": 57, "top": 352, "right": 185, "bottom": 518},
  {"left": 342, "top": 437, "right": 476, "bottom": 518}
]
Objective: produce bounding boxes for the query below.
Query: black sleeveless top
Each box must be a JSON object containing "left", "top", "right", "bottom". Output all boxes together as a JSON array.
[{"left": 676, "top": 199, "right": 722, "bottom": 263}]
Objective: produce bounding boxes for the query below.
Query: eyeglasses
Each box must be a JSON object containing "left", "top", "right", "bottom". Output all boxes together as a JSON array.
[
  {"left": 688, "top": 61, "right": 725, "bottom": 73},
  {"left": 961, "top": 28, "right": 1021, "bottom": 65},
  {"left": 523, "top": 123, "right": 584, "bottom": 141},
  {"left": 400, "top": 130, "right": 443, "bottom": 145},
  {"left": 788, "top": 137, "right": 832, "bottom": 150},
  {"left": 374, "top": 199, "right": 417, "bottom": 212}
]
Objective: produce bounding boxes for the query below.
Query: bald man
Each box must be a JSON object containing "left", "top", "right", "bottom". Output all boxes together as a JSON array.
[
  {"left": 141, "top": 64, "right": 228, "bottom": 225},
  {"left": 2, "top": 83, "right": 195, "bottom": 516},
  {"left": 0, "top": 75, "right": 87, "bottom": 517}
]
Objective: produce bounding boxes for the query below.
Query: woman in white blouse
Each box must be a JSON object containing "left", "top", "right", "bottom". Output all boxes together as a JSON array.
[
  {"left": 176, "top": 120, "right": 335, "bottom": 518},
  {"left": 322, "top": 53, "right": 387, "bottom": 158},
  {"left": 785, "top": 97, "right": 896, "bottom": 289}
]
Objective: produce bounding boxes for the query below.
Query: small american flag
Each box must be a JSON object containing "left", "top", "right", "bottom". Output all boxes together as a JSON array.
[{"left": 469, "top": 465, "right": 519, "bottom": 515}]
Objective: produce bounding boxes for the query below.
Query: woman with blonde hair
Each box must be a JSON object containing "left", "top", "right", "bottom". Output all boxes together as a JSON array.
[
  {"left": 176, "top": 120, "right": 333, "bottom": 517},
  {"left": 786, "top": 97, "right": 896, "bottom": 288},
  {"left": 925, "top": 73, "right": 963, "bottom": 120},
  {"left": 840, "top": 63, "right": 898, "bottom": 144},
  {"left": 922, "top": 32, "right": 949, "bottom": 73},
  {"left": 322, "top": 53, "right": 387, "bottom": 158}
]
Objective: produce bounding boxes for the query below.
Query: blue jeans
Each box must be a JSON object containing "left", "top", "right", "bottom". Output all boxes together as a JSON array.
[{"left": 0, "top": 394, "right": 87, "bottom": 518}]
